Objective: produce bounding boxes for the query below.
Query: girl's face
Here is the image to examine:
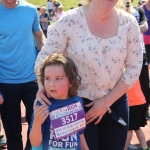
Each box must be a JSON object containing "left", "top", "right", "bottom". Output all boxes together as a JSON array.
[{"left": 44, "top": 65, "right": 72, "bottom": 99}]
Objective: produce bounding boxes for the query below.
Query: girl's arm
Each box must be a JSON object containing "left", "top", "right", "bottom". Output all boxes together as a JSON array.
[
  {"left": 29, "top": 121, "right": 43, "bottom": 147},
  {"left": 29, "top": 101, "right": 49, "bottom": 147},
  {"left": 80, "top": 134, "right": 89, "bottom": 150}
]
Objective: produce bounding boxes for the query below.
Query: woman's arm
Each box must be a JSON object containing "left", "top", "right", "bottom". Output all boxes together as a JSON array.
[
  {"left": 86, "top": 79, "right": 128, "bottom": 124},
  {"left": 80, "top": 134, "right": 89, "bottom": 150}
]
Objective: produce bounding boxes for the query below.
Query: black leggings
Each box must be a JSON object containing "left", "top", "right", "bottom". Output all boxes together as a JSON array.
[
  {"left": 145, "top": 44, "right": 150, "bottom": 64},
  {"left": 83, "top": 94, "right": 128, "bottom": 150},
  {"left": 139, "top": 54, "right": 150, "bottom": 105}
]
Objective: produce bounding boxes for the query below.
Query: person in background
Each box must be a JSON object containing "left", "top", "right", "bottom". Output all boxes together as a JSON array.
[
  {"left": 36, "top": 5, "right": 41, "bottom": 19},
  {"left": 47, "top": 0, "right": 53, "bottom": 20},
  {"left": 143, "top": 0, "right": 150, "bottom": 69},
  {"left": 36, "top": 5, "right": 41, "bottom": 28},
  {"left": 139, "top": 0, "right": 148, "bottom": 7},
  {"left": 125, "top": 1, "right": 149, "bottom": 149},
  {"left": 30, "top": 53, "right": 89, "bottom": 150},
  {"left": 124, "top": 80, "right": 149, "bottom": 150},
  {"left": 78, "top": 3, "right": 83, "bottom": 7},
  {"left": 34, "top": 0, "right": 143, "bottom": 149},
  {"left": 56, "top": 6, "right": 65, "bottom": 20},
  {"left": 52, "top": 0, "right": 61, "bottom": 11},
  {"left": 0, "top": 0, "right": 45, "bottom": 149},
  {"left": 40, "top": 6, "right": 50, "bottom": 37},
  {"left": 70, "top": 6, "right": 74, "bottom": 9},
  {"left": 51, "top": 2, "right": 58, "bottom": 22}
]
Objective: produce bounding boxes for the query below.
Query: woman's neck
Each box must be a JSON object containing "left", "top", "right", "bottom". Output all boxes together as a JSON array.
[{"left": 87, "top": 3, "right": 116, "bottom": 22}]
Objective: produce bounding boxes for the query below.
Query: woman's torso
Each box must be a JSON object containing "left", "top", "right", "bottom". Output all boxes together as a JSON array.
[
  {"left": 36, "top": 7, "right": 142, "bottom": 100},
  {"left": 63, "top": 7, "right": 138, "bottom": 100}
]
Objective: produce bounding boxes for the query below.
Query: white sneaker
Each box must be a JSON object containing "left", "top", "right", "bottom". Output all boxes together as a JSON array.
[{"left": 128, "top": 144, "right": 138, "bottom": 150}]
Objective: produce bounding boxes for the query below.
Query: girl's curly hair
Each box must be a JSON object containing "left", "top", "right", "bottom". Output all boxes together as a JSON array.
[{"left": 40, "top": 53, "right": 81, "bottom": 96}]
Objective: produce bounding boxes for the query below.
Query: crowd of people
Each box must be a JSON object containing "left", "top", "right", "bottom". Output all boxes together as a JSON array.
[{"left": 0, "top": 0, "right": 150, "bottom": 150}]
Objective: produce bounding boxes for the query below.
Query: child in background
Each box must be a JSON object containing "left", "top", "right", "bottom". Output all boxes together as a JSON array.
[
  {"left": 39, "top": 6, "right": 50, "bottom": 38},
  {"left": 0, "top": 92, "right": 6, "bottom": 148},
  {"left": 124, "top": 80, "right": 149, "bottom": 150},
  {"left": 56, "top": 6, "right": 65, "bottom": 20},
  {"left": 29, "top": 53, "right": 89, "bottom": 150}
]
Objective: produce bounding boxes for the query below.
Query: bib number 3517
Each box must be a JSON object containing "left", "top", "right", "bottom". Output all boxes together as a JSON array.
[{"left": 61, "top": 113, "right": 77, "bottom": 125}]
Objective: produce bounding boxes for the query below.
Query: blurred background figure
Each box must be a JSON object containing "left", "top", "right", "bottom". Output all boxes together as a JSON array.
[
  {"left": 70, "top": 7, "right": 74, "bottom": 9},
  {"left": 138, "top": 0, "right": 147, "bottom": 7},
  {"left": 141, "top": 0, "right": 150, "bottom": 120},
  {"left": 124, "top": 1, "right": 149, "bottom": 149},
  {"left": 52, "top": 0, "right": 61, "bottom": 11},
  {"left": 39, "top": 6, "right": 50, "bottom": 37},
  {"left": 57, "top": 6, "right": 65, "bottom": 20},
  {"left": 143, "top": 0, "right": 150, "bottom": 69},
  {"left": 51, "top": 2, "right": 58, "bottom": 22},
  {"left": 36, "top": 5, "right": 41, "bottom": 18},
  {"left": 78, "top": 3, "right": 83, "bottom": 7},
  {"left": 47, "top": 0, "right": 53, "bottom": 20}
]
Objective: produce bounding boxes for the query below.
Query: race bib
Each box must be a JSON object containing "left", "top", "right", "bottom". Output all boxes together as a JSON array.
[{"left": 50, "top": 102, "right": 86, "bottom": 140}]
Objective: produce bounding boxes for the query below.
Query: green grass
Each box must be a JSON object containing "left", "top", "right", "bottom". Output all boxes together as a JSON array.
[
  {"left": 26, "top": 0, "right": 80, "bottom": 11},
  {"left": 132, "top": 0, "right": 139, "bottom": 6},
  {"left": 26, "top": 0, "right": 138, "bottom": 11}
]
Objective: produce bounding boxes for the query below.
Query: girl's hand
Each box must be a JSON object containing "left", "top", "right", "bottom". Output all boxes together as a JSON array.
[
  {"left": 36, "top": 84, "right": 51, "bottom": 106},
  {"left": 85, "top": 97, "right": 108, "bottom": 125},
  {"left": 33, "top": 100, "right": 49, "bottom": 125}
]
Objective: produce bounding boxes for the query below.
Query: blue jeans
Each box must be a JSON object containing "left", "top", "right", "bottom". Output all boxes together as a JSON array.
[{"left": 0, "top": 81, "right": 38, "bottom": 150}]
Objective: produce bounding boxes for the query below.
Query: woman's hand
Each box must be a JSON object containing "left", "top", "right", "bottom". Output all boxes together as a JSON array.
[
  {"left": 85, "top": 97, "right": 108, "bottom": 125},
  {"left": 36, "top": 84, "right": 51, "bottom": 106},
  {"left": 33, "top": 100, "right": 49, "bottom": 126}
]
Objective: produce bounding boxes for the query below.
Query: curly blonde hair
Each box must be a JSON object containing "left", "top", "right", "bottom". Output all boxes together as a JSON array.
[{"left": 40, "top": 53, "right": 81, "bottom": 96}]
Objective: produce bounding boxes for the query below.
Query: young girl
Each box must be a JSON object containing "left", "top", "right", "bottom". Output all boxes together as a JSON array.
[{"left": 29, "top": 53, "right": 89, "bottom": 150}]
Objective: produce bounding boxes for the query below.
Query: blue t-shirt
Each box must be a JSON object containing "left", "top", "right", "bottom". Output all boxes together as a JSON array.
[
  {"left": 31, "top": 96, "right": 84, "bottom": 150},
  {"left": 0, "top": 0, "right": 41, "bottom": 83}
]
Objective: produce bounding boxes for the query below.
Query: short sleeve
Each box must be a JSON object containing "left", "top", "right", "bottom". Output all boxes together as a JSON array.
[
  {"left": 138, "top": 7, "right": 147, "bottom": 22},
  {"left": 32, "top": 8, "right": 41, "bottom": 32},
  {"left": 121, "top": 17, "right": 143, "bottom": 88},
  {"left": 79, "top": 130, "right": 84, "bottom": 135},
  {"left": 34, "top": 12, "right": 72, "bottom": 75}
]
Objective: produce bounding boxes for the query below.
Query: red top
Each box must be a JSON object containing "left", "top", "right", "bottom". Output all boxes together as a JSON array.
[{"left": 127, "top": 79, "right": 146, "bottom": 106}]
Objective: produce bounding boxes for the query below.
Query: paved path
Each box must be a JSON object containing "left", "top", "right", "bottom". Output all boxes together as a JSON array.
[{"left": 1, "top": 102, "right": 150, "bottom": 149}]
